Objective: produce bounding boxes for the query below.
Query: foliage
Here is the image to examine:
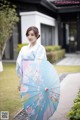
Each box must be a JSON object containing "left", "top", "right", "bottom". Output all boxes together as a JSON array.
[
  {"left": 66, "top": 89, "right": 80, "bottom": 120},
  {"left": 45, "top": 45, "right": 61, "bottom": 52},
  {"left": 45, "top": 45, "right": 65, "bottom": 63},
  {"left": 47, "top": 49, "right": 65, "bottom": 63},
  {"left": 0, "top": 0, "right": 19, "bottom": 58}
]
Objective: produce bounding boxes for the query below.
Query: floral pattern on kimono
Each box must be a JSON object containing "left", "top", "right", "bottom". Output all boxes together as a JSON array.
[{"left": 16, "top": 42, "right": 47, "bottom": 78}]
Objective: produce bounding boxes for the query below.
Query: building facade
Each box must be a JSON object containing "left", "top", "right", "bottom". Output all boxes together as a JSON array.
[{"left": 3, "top": 0, "right": 80, "bottom": 60}]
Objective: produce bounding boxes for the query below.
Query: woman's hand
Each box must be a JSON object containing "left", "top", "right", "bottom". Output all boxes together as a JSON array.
[
  {"left": 18, "top": 77, "right": 21, "bottom": 91},
  {"left": 18, "top": 85, "right": 20, "bottom": 91}
]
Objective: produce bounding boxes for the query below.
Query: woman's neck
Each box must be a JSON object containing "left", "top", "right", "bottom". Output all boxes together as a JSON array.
[{"left": 30, "top": 41, "right": 37, "bottom": 48}]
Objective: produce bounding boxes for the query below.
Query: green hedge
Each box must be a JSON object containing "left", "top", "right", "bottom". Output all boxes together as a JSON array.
[
  {"left": 46, "top": 49, "right": 65, "bottom": 63},
  {"left": 45, "top": 45, "right": 65, "bottom": 63},
  {"left": 45, "top": 45, "right": 61, "bottom": 52},
  {"left": 66, "top": 89, "right": 80, "bottom": 120}
]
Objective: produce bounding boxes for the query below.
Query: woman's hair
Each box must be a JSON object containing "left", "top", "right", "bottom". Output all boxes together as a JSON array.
[{"left": 26, "top": 26, "right": 40, "bottom": 39}]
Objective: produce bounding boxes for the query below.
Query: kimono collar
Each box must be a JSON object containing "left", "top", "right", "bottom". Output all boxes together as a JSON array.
[{"left": 28, "top": 42, "right": 40, "bottom": 50}]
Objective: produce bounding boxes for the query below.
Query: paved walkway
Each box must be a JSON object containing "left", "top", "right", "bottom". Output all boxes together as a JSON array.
[
  {"left": 56, "top": 54, "right": 80, "bottom": 65},
  {"left": 49, "top": 73, "right": 80, "bottom": 120},
  {"left": 2, "top": 53, "right": 80, "bottom": 66}
]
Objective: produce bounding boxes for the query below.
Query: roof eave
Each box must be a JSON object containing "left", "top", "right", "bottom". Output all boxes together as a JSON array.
[
  {"left": 58, "top": 6, "right": 80, "bottom": 13},
  {"left": 40, "top": 0, "right": 57, "bottom": 13},
  {"left": 14, "top": 0, "right": 57, "bottom": 12}
]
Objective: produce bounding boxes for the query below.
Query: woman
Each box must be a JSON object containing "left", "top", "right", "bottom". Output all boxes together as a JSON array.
[
  {"left": 16, "top": 26, "right": 60, "bottom": 120},
  {"left": 16, "top": 26, "right": 47, "bottom": 91}
]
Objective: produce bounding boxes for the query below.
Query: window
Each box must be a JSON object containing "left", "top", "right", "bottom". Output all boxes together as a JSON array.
[{"left": 41, "top": 24, "right": 55, "bottom": 46}]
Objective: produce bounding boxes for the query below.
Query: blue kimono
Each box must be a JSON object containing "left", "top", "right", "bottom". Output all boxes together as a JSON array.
[
  {"left": 16, "top": 43, "right": 60, "bottom": 120},
  {"left": 16, "top": 42, "right": 47, "bottom": 77}
]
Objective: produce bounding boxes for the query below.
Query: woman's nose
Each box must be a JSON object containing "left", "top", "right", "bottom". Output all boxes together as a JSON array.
[{"left": 28, "top": 35, "right": 32, "bottom": 39}]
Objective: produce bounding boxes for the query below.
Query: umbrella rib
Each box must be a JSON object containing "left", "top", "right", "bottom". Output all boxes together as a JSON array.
[
  {"left": 33, "top": 93, "right": 45, "bottom": 120},
  {"left": 51, "top": 95, "right": 59, "bottom": 103},
  {"left": 23, "top": 92, "right": 41, "bottom": 104},
  {"left": 25, "top": 90, "right": 41, "bottom": 93},
  {"left": 50, "top": 91, "right": 60, "bottom": 95},
  {"left": 52, "top": 98, "right": 57, "bottom": 110},
  {"left": 45, "top": 94, "right": 48, "bottom": 117},
  {"left": 24, "top": 93, "right": 45, "bottom": 120},
  {"left": 24, "top": 83, "right": 40, "bottom": 88},
  {"left": 35, "top": 92, "right": 46, "bottom": 120},
  {"left": 47, "top": 95, "right": 54, "bottom": 119},
  {"left": 49, "top": 86, "right": 60, "bottom": 90},
  {"left": 44, "top": 92, "right": 48, "bottom": 119},
  {"left": 46, "top": 94, "right": 52, "bottom": 119},
  {"left": 26, "top": 92, "right": 41, "bottom": 98},
  {"left": 23, "top": 76, "right": 42, "bottom": 88},
  {"left": 35, "top": 100, "right": 43, "bottom": 120}
]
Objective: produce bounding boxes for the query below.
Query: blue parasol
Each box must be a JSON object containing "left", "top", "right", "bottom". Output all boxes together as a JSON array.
[{"left": 20, "top": 60, "right": 60, "bottom": 120}]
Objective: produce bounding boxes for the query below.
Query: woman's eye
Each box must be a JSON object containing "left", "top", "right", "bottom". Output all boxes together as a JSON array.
[
  {"left": 31, "top": 34, "right": 34, "bottom": 36},
  {"left": 28, "top": 34, "right": 34, "bottom": 36}
]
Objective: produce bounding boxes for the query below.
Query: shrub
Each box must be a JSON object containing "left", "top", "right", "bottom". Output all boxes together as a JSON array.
[
  {"left": 66, "top": 89, "right": 80, "bottom": 120},
  {"left": 46, "top": 49, "right": 65, "bottom": 63},
  {"left": 45, "top": 45, "right": 61, "bottom": 52}
]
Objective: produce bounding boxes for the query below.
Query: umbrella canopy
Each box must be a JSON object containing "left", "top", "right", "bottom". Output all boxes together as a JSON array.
[{"left": 20, "top": 60, "right": 60, "bottom": 120}]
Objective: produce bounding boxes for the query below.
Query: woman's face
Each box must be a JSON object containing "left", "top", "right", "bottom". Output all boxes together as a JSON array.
[{"left": 27, "top": 30, "right": 37, "bottom": 44}]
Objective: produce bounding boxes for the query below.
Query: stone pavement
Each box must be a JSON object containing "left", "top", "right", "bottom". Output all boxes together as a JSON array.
[
  {"left": 13, "top": 109, "right": 29, "bottom": 120},
  {"left": 56, "top": 54, "right": 80, "bottom": 65},
  {"left": 49, "top": 73, "right": 80, "bottom": 120}
]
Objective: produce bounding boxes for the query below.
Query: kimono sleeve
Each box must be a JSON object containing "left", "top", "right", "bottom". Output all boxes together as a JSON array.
[
  {"left": 16, "top": 48, "right": 23, "bottom": 77},
  {"left": 35, "top": 46, "right": 47, "bottom": 60}
]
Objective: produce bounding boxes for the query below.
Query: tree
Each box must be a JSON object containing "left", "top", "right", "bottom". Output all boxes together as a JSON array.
[{"left": 0, "top": 0, "right": 19, "bottom": 71}]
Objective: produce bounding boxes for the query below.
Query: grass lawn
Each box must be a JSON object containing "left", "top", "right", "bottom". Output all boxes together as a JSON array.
[
  {"left": 54, "top": 65, "right": 80, "bottom": 73},
  {"left": 0, "top": 63, "right": 80, "bottom": 120},
  {"left": 0, "top": 63, "right": 22, "bottom": 120}
]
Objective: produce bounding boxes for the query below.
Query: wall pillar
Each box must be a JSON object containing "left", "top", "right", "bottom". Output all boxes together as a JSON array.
[
  {"left": 76, "top": 13, "right": 80, "bottom": 52},
  {"left": 57, "top": 15, "right": 63, "bottom": 47}
]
